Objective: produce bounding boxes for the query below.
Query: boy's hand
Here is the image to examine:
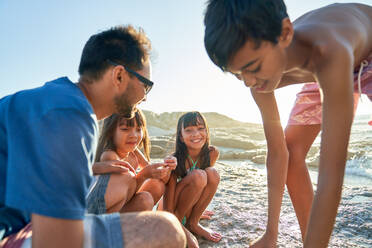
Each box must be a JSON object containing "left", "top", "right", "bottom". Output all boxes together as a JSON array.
[
  {"left": 164, "top": 155, "right": 177, "bottom": 170},
  {"left": 92, "top": 160, "right": 136, "bottom": 175}
]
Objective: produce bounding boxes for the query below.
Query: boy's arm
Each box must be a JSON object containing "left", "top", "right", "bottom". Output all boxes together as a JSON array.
[
  {"left": 304, "top": 44, "right": 354, "bottom": 248},
  {"left": 251, "top": 90, "right": 289, "bottom": 245},
  {"left": 32, "top": 214, "right": 84, "bottom": 248},
  {"left": 163, "top": 173, "right": 177, "bottom": 213}
]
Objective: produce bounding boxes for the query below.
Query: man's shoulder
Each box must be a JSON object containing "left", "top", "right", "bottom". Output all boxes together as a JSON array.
[{"left": 7, "top": 77, "right": 94, "bottom": 119}]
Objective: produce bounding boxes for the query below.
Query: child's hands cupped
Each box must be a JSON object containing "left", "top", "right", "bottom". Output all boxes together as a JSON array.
[
  {"left": 146, "top": 163, "right": 169, "bottom": 179},
  {"left": 92, "top": 160, "right": 136, "bottom": 175},
  {"left": 163, "top": 155, "right": 177, "bottom": 170}
]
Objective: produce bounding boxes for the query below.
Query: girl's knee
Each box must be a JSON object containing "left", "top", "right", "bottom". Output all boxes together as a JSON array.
[
  {"left": 136, "top": 191, "right": 154, "bottom": 210},
  {"left": 150, "top": 179, "right": 166, "bottom": 195},
  {"left": 190, "top": 169, "right": 207, "bottom": 188},
  {"left": 111, "top": 173, "right": 137, "bottom": 195},
  {"left": 205, "top": 167, "right": 220, "bottom": 186}
]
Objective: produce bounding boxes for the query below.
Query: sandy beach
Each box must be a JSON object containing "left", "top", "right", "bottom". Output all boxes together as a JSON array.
[
  {"left": 196, "top": 160, "right": 371, "bottom": 247},
  {"left": 145, "top": 110, "right": 372, "bottom": 248}
]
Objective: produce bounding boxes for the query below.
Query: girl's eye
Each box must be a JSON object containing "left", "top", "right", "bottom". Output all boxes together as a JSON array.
[
  {"left": 120, "top": 128, "right": 129, "bottom": 131},
  {"left": 198, "top": 127, "right": 205, "bottom": 131},
  {"left": 136, "top": 128, "right": 142, "bottom": 132}
]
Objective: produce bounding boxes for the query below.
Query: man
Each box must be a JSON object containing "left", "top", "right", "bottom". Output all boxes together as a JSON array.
[
  {"left": 0, "top": 25, "right": 186, "bottom": 248},
  {"left": 204, "top": 1, "right": 372, "bottom": 247}
]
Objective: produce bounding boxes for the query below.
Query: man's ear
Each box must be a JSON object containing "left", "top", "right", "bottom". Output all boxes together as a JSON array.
[
  {"left": 279, "top": 17, "right": 293, "bottom": 48},
  {"left": 112, "top": 65, "right": 130, "bottom": 91}
]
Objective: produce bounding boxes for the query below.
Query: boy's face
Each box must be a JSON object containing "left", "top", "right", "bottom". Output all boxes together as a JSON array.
[{"left": 227, "top": 40, "right": 287, "bottom": 93}]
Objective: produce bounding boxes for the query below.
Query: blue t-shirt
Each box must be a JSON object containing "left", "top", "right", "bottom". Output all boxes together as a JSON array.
[{"left": 0, "top": 77, "right": 98, "bottom": 220}]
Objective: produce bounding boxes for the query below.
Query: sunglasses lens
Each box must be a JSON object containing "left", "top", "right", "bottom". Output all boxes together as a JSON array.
[{"left": 145, "top": 85, "right": 151, "bottom": 94}]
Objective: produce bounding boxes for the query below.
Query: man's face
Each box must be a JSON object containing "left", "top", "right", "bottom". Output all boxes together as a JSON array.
[
  {"left": 227, "top": 40, "right": 286, "bottom": 93},
  {"left": 114, "top": 61, "right": 152, "bottom": 118}
]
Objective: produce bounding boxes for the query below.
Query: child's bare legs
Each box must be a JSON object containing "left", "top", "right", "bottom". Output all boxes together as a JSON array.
[
  {"left": 200, "top": 210, "right": 214, "bottom": 220},
  {"left": 174, "top": 169, "right": 207, "bottom": 220},
  {"left": 104, "top": 172, "right": 137, "bottom": 213},
  {"left": 285, "top": 124, "right": 319, "bottom": 241},
  {"left": 186, "top": 167, "right": 222, "bottom": 242},
  {"left": 173, "top": 170, "right": 208, "bottom": 248},
  {"left": 138, "top": 178, "right": 165, "bottom": 204},
  {"left": 120, "top": 191, "right": 154, "bottom": 212}
]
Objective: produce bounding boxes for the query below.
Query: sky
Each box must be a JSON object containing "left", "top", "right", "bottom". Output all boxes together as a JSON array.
[{"left": 0, "top": 0, "right": 371, "bottom": 124}]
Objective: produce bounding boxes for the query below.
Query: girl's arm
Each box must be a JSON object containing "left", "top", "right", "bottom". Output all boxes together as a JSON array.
[
  {"left": 159, "top": 155, "right": 178, "bottom": 184},
  {"left": 100, "top": 150, "right": 120, "bottom": 161},
  {"left": 251, "top": 90, "right": 289, "bottom": 246},
  {"left": 133, "top": 148, "right": 150, "bottom": 169},
  {"left": 209, "top": 146, "right": 220, "bottom": 166},
  {"left": 92, "top": 151, "right": 136, "bottom": 175},
  {"left": 163, "top": 172, "right": 177, "bottom": 213},
  {"left": 134, "top": 149, "right": 168, "bottom": 190}
]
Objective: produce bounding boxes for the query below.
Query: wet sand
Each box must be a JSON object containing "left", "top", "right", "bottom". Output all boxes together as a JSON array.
[{"left": 197, "top": 161, "right": 372, "bottom": 248}]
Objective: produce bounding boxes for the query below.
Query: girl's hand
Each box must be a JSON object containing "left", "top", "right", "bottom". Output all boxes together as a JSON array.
[
  {"left": 92, "top": 160, "right": 136, "bottom": 175},
  {"left": 163, "top": 155, "right": 177, "bottom": 170},
  {"left": 142, "top": 163, "right": 169, "bottom": 179}
]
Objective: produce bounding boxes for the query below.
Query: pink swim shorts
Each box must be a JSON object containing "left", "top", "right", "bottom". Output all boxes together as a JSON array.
[{"left": 288, "top": 54, "right": 372, "bottom": 125}]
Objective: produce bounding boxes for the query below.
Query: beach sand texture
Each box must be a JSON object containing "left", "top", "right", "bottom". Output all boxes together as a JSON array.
[
  {"left": 197, "top": 161, "right": 371, "bottom": 247},
  {"left": 143, "top": 110, "right": 371, "bottom": 247}
]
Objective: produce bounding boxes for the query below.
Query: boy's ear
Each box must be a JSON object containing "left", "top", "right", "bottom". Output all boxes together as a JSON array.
[{"left": 279, "top": 17, "right": 293, "bottom": 48}]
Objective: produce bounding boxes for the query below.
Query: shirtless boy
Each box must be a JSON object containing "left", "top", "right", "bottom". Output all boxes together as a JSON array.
[{"left": 204, "top": 1, "right": 372, "bottom": 247}]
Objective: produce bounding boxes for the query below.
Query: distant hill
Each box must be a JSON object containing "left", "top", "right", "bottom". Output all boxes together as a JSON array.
[{"left": 142, "top": 110, "right": 261, "bottom": 130}]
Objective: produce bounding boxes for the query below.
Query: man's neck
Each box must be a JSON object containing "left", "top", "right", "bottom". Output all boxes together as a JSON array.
[{"left": 77, "top": 79, "right": 114, "bottom": 120}]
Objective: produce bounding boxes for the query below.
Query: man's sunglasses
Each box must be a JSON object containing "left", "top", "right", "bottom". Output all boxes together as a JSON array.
[{"left": 107, "top": 60, "right": 154, "bottom": 94}]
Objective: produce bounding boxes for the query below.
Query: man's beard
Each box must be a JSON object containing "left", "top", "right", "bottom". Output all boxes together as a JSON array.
[{"left": 114, "top": 92, "right": 136, "bottom": 119}]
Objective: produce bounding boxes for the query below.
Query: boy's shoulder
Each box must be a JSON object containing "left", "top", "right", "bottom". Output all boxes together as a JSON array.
[
  {"left": 291, "top": 3, "right": 372, "bottom": 69},
  {"left": 294, "top": 3, "right": 372, "bottom": 45}
]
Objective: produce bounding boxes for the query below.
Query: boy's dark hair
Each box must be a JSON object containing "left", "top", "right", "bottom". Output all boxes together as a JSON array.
[
  {"left": 174, "top": 111, "right": 211, "bottom": 178},
  {"left": 78, "top": 25, "right": 151, "bottom": 82},
  {"left": 95, "top": 109, "right": 150, "bottom": 162},
  {"left": 204, "top": 0, "right": 288, "bottom": 71}
]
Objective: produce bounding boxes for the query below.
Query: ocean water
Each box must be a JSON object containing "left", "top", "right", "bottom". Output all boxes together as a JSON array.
[{"left": 307, "top": 114, "right": 372, "bottom": 186}]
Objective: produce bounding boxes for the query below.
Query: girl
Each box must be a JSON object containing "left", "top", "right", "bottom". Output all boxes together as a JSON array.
[
  {"left": 87, "top": 109, "right": 176, "bottom": 214},
  {"left": 164, "top": 111, "right": 222, "bottom": 243}
]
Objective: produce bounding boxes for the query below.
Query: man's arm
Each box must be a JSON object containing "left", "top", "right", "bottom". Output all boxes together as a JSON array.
[
  {"left": 32, "top": 214, "right": 84, "bottom": 248},
  {"left": 250, "top": 91, "right": 289, "bottom": 246},
  {"left": 304, "top": 44, "right": 354, "bottom": 248}
]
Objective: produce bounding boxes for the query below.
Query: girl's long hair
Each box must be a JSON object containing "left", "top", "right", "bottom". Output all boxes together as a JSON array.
[
  {"left": 174, "top": 111, "right": 211, "bottom": 178},
  {"left": 95, "top": 109, "right": 150, "bottom": 162}
]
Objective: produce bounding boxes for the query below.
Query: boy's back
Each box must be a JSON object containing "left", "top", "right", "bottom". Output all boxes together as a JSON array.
[{"left": 281, "top": 3, "right": 372, "bottom": 87}]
